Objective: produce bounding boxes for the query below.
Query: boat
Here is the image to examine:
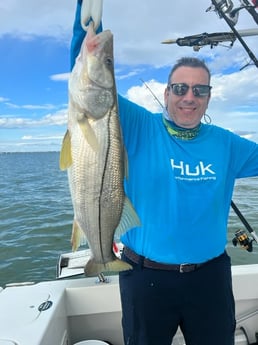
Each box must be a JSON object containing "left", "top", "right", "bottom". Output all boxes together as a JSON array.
[{"left": 0, "top": 246, "right": 258, "bottom": 345}]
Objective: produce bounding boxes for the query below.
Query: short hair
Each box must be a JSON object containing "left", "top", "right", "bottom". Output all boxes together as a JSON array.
[{"left": 167, "top": 57, "right": 211, "bottom": 84}]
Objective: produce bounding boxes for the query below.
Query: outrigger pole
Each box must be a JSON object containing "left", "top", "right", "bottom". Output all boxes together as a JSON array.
[{"left": 211, "top": 0, "right": 258, "bottom": 68}]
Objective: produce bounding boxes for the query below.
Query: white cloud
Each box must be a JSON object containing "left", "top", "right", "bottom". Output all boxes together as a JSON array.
[
  {"left": 1, "top": 0, "right": 257, "bottom": 68},
  {"left": 0, "top": 96, "right": 9, "bottom": 103},
  {"left": 210, "top": 67, "right": 258, "bottom": 109},
  {"left": 0, "top": 0, "right": 76, "bottom": 42},
  {"left": 50, "top": 73, "right": 70, "bottom": 82},
  {"left": 5, "top": 102, "right": 57, "bottom": 110},
  {"left": 126, "top": 80, "right": 165, "bottom": 113},
  {"left": 0, "top": 109, "right": 67, "bottom": 128},
  {"left": 22, "top": 134, "right": 63, "bottom": 141}
]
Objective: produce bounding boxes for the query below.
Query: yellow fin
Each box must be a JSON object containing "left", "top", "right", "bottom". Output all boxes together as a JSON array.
[
  {"left": 71, "top": 219, "right": 87, "bottom": 252},
  {"left": 84, "top": 258, "right": 132, "bottom": 277},
  {"left": 78, "top": 118, "right": 99, "bottom": 151},
  {"left": 60, "top": 130, "right": 72, "bottom": 170},
  {"left": 115, "top": 197, "right": 141, "bottom": 236}
]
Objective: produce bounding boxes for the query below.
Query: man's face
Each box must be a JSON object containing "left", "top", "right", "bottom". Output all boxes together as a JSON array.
[{"left": 164, "top": 66, "right": 211, "bottom": 129}]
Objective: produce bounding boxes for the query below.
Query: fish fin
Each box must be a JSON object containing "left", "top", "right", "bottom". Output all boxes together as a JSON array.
[
  {"left": 71, "top": 220, "right": 87, "bottom": 252},
  {"left": 84, "top": 257, "right": 132, "bottom": 276},
  {"left": 116, "top": 197, "right": 141, "bottom": 236},
  {"left": 60, "top": 130, "right": 72, "bottom": 170},
  {"left": 78, "top": 118, "right": 99, "bottom": 152}
]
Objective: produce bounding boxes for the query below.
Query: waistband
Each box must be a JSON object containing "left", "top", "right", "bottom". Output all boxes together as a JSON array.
[{"left": 123, "top": 246, "right": 218, "bottom": 273}]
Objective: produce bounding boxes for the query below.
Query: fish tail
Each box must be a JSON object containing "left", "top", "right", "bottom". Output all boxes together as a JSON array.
[{"left": 84, "top": 258, "right": 132, "bottom": 276}]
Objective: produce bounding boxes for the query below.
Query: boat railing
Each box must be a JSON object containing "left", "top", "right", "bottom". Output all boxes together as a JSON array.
[{"left": 237, "top": 309, "right": 258, "bottom": 323}]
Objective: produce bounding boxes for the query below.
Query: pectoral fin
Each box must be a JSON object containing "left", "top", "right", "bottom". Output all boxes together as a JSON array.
[
  {"left": 115, "top": 197, "right": 141, "bottom": 236},
  {"left": 60, "top": 130, "right": 72, "bottom": 170},
  {"left": 78, "top": 118, "right": 99, "bottom": 152}
]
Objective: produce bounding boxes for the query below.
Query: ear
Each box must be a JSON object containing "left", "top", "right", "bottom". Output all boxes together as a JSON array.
[
  {"left": 207, "top": 92, "right": 211, "bottom": 105},
  {"left": 164, "top": 87, "right": 169, "bottom": 106}
]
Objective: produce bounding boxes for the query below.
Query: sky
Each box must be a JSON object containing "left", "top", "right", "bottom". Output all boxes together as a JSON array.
[{"left": 0, "top": 0, "right": 258, "bottom": 152}]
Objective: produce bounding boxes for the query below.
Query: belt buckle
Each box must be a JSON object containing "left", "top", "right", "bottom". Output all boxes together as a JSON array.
[{"left": 179, "top": 263, "right": 190, "bottom": 273}]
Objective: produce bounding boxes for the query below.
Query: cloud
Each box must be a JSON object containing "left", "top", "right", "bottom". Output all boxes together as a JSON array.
[
  {"left": 1, "top": 0, "right": 257, "bottom": 69},
  {"left": 5, "top": 102, "right": 57, "bottom": 110},
  {"left": 210, "top": 67, "right": 258, "bottom": 110},
  {"left": 116, "top": 68, "right": 145, "bottom": 81},
  {"left": 0, "top": 109, "right": 67, "bottom": 129},
  {"left": 50, "top": 73, "right": 70, "bottom": 82},
  {"left": 0, "top": 96, "right": 9, "bottom": 103},
  {"left": 126, "top": 79, "right": 165, "bottom": 113},
  {"left": 0, "top": 0, "right": 75, "bottom": 42},
  {"left": 22, "top": 134, "right": 63, "bottom": 141}
]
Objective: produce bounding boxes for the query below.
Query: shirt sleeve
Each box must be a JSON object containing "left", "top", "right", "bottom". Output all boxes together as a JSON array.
[
  {"left": 118, "top": 94, "right": 159, "bottom": 155},
  {"left": 230, "top": 131, "right": 258, "bottom": 178}
]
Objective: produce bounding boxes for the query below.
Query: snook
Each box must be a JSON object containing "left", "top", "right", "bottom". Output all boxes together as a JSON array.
[{"left": 60, "top": 23, "right": 140, "bottom": 276}]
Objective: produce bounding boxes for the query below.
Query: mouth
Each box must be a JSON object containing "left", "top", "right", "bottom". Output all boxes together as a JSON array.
[{"left": 179, "top": 106, "right": 196, "bottom": 113}]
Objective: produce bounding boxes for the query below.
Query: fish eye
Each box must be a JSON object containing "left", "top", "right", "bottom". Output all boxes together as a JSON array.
[{"left": 105, "top": 57, "right": 113, "bottom": 67}]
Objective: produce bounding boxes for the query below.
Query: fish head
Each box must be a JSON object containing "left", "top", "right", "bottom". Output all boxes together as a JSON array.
[{"left": 69, "top": 22, "right": 115, "bottom": 120}]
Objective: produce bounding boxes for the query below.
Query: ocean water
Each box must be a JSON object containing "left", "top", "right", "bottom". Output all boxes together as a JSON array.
[{"left": 0, "top": 151, "right": 258, "bottom": 287}]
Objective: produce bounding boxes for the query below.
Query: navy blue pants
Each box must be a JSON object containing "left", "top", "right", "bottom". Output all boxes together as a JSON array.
[{"left": 119, "top": 251, "right": 235, "bottom": 345}]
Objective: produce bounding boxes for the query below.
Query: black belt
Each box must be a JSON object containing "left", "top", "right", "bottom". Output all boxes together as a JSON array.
[{"left": 123, "top": 246, "right": 206, "bottom": 273}]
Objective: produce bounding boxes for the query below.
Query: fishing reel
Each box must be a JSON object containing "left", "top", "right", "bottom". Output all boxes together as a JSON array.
[
  {"left": 232, "top": 229, "right": 254, "bottom": 252},
  {"left": 207, "top": 0, "right": 239, "bottom": 25}
]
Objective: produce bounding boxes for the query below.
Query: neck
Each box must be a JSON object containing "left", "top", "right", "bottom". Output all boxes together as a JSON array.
[{"left": 162, "top": 111, "right": 201, "bottom": 140}]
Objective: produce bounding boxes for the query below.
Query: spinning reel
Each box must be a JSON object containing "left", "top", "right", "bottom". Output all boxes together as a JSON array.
[
  {"left": 231, "top": 201, "right": 258, "bottom": 253},
  {"left": 232, "top": 229, "right": 255, "bottom": 252}
]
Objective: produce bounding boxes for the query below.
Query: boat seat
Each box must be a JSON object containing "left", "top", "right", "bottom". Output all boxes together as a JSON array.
[{"left": 73, "top": 341, "right": 110, "bottom": 345}]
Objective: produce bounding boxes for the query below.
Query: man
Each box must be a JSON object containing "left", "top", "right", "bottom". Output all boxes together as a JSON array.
[{"left": 71, "top": 1, "right": 258, "bottom": 344}]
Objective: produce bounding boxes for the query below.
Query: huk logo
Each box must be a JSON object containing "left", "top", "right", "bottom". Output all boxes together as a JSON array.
[{"left": 170, "top": 159, "right": 216, "bottom": 181}]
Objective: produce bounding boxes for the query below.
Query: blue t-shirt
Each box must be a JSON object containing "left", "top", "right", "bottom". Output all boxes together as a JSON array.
[{"left": 118, "top": 95, "right": 258, "bottom": 264}]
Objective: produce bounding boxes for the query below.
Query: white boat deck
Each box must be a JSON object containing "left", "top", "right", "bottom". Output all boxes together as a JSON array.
[{"left": 0, "top": 250, "right": 258, "bottom": 345}]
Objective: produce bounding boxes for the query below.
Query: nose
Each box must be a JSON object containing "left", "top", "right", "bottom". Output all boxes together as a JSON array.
[{"left": 182, "top": 88, "right": 196, "bottom": 101}]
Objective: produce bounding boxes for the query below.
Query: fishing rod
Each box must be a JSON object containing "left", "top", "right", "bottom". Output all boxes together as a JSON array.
[
  {"left": 210, "top": 0, "right": 258, "bottom": 68},
  {"left": 238, "top": 0, "right": 258, "bottom": 25},
  {"left": 139, "top": 78, "right": 164, "bottom": 110},
  {"left": 231, "top": 200, "right": 258, "bottom": 251}
]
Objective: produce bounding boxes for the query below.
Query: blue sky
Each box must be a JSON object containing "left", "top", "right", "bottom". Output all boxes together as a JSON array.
[{"left": 0, "top": 0, "right": 258, "bottom": 152}]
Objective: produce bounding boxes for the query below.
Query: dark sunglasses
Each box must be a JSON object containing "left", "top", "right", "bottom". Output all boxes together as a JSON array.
[{"left": 168, "top": 83, "right": 212, "bottom": 97}]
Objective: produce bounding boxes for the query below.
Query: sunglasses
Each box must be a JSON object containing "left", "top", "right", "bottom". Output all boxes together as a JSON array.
[{"left": 168, "top": 83, "right": 212, "bottom": 97}]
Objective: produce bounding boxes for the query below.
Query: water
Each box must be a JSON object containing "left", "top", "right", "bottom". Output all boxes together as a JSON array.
[
  {"left": 0, "top": 152, "right": 258, "bottom": 287},
  {"left": 0, "top": 152, "right": 73, "bottom": 286}
]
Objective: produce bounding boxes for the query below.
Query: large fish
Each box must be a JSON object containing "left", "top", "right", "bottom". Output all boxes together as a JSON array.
[{"left": 60, "top": 22, "right": 140, "bottom": 276}]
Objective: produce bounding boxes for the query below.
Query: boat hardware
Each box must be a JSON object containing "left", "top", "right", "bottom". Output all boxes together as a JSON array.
[{"left": 210, "top": 0, "right": 258, "bottom": 68}]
